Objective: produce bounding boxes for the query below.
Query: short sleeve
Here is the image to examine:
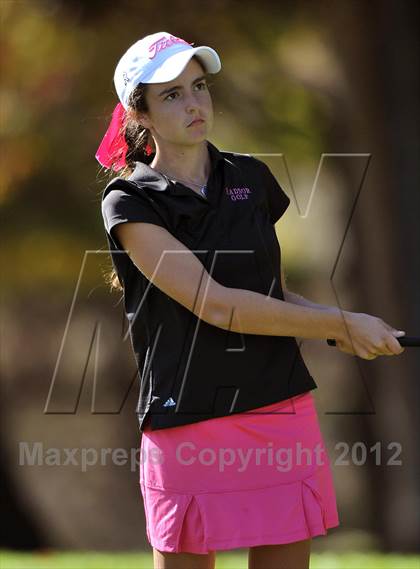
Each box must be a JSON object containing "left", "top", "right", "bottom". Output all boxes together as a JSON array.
[
  {"left": 257, "top": 160, "right": 291, "bottom": 224},
  {"left": 101, "top": 182, "right": 168, "bottom": 248}
]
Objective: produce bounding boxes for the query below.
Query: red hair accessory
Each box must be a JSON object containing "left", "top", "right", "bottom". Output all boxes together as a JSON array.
[{"left": 95, "top": 102, "right": 128, "bottom": 172}]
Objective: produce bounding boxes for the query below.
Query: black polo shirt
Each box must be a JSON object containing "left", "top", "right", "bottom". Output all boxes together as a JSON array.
[{"left": 101, "top": 140, "right": 317, "bottom": 432}]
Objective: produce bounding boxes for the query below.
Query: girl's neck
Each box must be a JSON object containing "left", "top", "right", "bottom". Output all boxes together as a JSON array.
[{"left": 150, "top": 140, "right": 211, "bottom": 183}]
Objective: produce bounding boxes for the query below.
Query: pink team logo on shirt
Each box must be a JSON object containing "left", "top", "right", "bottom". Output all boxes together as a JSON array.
[
  {"left": 148, "top": 35, "right": 192, "bottom": 59},
  {"left": 225, "top": 187, "right": 253, "bottom": 201}
]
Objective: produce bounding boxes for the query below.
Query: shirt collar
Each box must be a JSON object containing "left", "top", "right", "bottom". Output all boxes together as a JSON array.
[{"left": 128, "top": 139, "right": 224, "bottom": 193}]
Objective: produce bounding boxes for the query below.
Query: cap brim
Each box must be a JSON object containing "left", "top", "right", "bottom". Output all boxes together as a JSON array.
[{"left": 142, "top": 46, "right": 221, "bottom": 84}]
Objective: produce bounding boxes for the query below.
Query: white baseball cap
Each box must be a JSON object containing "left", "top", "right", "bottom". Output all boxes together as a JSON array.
[{"left": 114, "top": 31, "right": 222, "bottom": 110}]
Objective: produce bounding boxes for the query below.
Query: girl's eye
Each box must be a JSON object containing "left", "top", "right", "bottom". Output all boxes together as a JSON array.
[
  {"left": 195, "top": 81, "right": 208, "bottom": 90},
  {"left": 164, "top": 82, "right": 209, "bottom": 101}
]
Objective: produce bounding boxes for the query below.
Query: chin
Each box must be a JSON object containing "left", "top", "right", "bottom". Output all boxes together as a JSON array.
[
  {"left": 184, "top": 132, "right": 207, "bottom": 144},
  {"left": 189, "top": 124, "right": 211, "bottom": 139}
]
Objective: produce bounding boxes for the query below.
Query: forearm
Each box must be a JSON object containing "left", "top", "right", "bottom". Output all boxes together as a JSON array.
[
  {"left": 211, "top": 285, "right": 344, "bottom": 340},
  {"left": 283, "top": 289, "right": 332, "bottom": 312}
]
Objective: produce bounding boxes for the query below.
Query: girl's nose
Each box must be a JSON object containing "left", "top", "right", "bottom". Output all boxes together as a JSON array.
[{"left": 184, "top": 92, "right": 200, "bottom": 113}]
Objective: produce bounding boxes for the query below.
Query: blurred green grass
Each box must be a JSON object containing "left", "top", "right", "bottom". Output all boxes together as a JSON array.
[{"left": 1, "top": 550, "right": 419, "bottom": 568}]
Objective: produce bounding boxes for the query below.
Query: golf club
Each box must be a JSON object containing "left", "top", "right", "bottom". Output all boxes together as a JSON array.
[{"left": 327, "top": 336, "right": 420, "bottom": 347}]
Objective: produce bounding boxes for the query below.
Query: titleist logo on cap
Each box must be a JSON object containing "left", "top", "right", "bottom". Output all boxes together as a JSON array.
[{"left": 148, "top": 34, "right": 192, "bottom": 59}]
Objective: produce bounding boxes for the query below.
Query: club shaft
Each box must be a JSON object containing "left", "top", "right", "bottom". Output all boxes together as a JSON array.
[{"left": 327, "top": 336, "right": 420, "bottom": 347}]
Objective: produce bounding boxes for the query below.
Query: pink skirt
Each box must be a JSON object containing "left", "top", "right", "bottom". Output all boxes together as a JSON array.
[{"left": 139, "top": 390, "right": 340, "bottom": 554}]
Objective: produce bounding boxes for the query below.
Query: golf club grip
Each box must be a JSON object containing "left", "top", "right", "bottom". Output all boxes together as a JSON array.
[{"left": 327, "top": 336, "right": 420, "bottom": 347}]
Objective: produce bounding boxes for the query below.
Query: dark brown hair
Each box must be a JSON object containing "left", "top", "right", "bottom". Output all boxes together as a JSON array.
[
  {"left": 103, "top": 81, "right": 153, "bottom": 292},
  {"left": 103, "top": 56, "right": 207, "bottom": 293}
]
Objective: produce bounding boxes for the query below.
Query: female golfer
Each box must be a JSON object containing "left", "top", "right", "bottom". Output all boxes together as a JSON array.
[{"left": 96, "top": 31, "right": 405, "bottom": 569}]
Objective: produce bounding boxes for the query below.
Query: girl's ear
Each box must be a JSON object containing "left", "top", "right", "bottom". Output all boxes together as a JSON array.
[
  {"left": 141, "top": 117, "right": 153, "bottom": 130},
  {"left": 128, "top": 108, "right": 152, "bottom": 130}
]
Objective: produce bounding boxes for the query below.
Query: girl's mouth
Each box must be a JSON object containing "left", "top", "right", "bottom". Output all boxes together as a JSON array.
[{"left": 188, "top": 119, "right": 205, "bottom": 127}]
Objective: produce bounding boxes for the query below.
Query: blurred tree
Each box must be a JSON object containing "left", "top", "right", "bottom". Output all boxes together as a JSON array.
[{"left": 317, "top": 0, "right": 420, "bottom": 552}]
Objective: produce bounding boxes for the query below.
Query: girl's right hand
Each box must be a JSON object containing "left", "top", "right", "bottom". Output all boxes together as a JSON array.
[{"left": 334, "top": 311, "right": 406, "bottom": 360}]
